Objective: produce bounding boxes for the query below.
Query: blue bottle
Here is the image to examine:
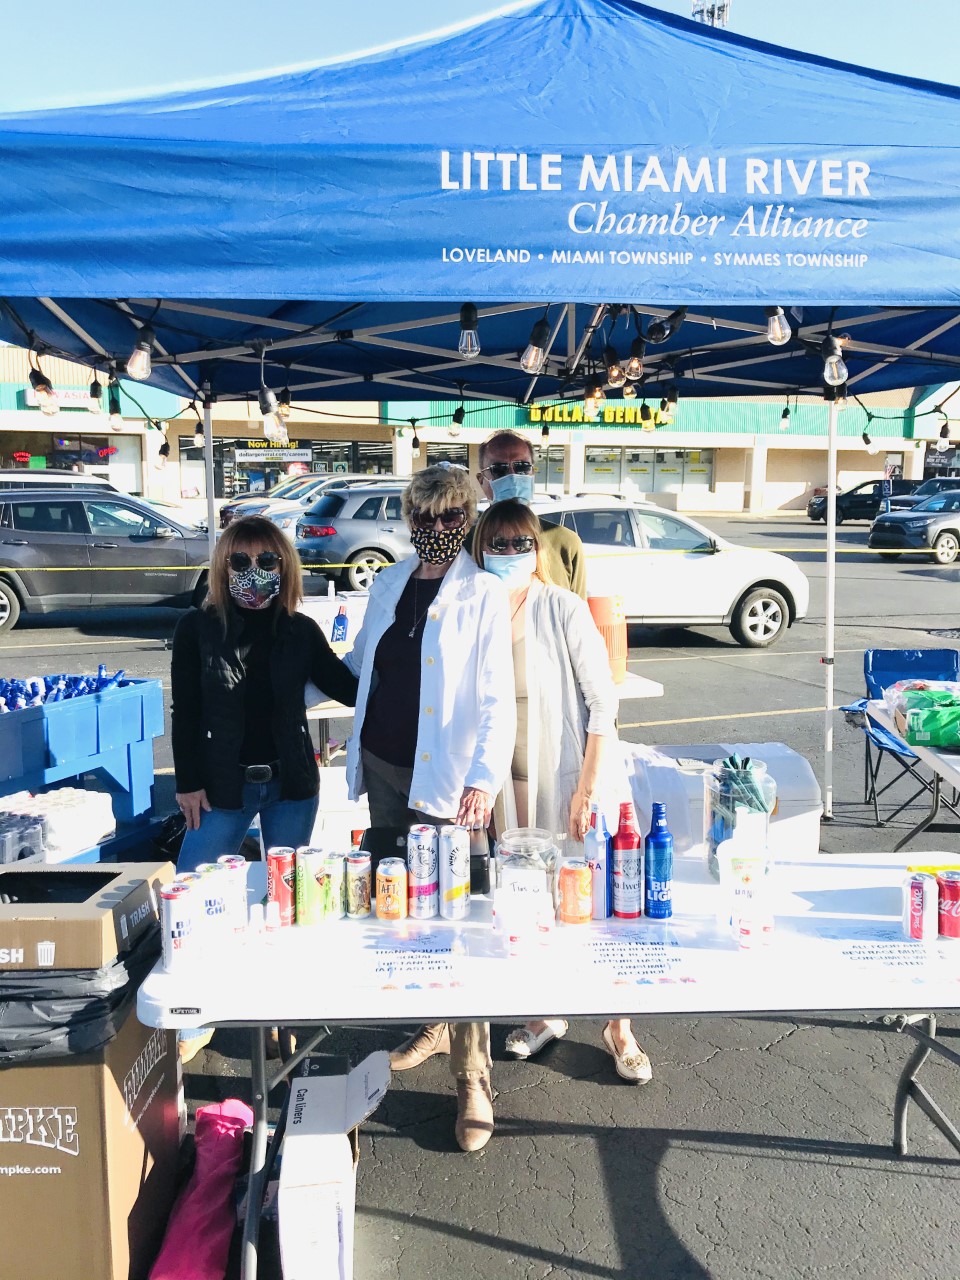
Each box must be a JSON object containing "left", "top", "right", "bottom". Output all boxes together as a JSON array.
[
  {"left": 331, "top": 604, "right": 349, "bottom": 643},
  {"left": 644, "top": 801, "right": 674, "bottom": 920}
]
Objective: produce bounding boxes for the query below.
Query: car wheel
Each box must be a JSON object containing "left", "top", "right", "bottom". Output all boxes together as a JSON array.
[
  {"left": 342, "top": 550, "right": 391, "bottom": 591},
  {"left": 932, "top": 532, "right": 960, "bottom": 565},
  {"left": 0, "top": 580, "right": 21, "bottom": 632},
  {"left": 878, "top": 552, "right": 902, "bottom": 561},
  {"left": 730, "top": 587, "right": 788, "bottom": 648},
  {"left": 834, "top": 512, "right": 844, "bottom": 525}
]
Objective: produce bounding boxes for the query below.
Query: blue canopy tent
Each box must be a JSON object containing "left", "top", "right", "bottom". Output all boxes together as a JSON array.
[{"left": 2, "top": 0, "right": 960, "bottom": 821}]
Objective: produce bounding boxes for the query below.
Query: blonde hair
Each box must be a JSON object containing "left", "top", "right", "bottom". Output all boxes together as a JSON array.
[
  {"left": 472, "top": 500, "right": 548, "bottom": 582},
  {"left": 401, "top": 464, "right": 477, "bottom": 526},
  {"left": 205, "top": 515, "right": 303, "bottom": 626}
]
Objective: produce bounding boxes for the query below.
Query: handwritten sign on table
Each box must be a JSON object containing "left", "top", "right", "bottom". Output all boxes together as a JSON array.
[{"left": 582, "top": 934, "right": 700, "bottom": 986}]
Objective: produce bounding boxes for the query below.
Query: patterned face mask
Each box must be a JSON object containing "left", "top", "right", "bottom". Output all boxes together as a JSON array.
[
  {"left": 410, "top": 524, "right": 467, "bottom": 565},
  {"left": 228, "top": 565, "right": 281, "bottom": 610}
]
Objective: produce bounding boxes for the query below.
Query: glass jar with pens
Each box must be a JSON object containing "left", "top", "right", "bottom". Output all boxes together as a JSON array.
[{"left": 704, "top": 754, "right": 777, "bottom": 881}]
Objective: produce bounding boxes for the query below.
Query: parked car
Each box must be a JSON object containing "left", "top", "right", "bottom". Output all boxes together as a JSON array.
[
  {"left": 0, "top": 468, "right": 118, "bottom": 492},
  {"left": 536, "top": 497, "right": 810, "bottom": 647},
  {"left": 296, "top": 484, "right": 412, "bottom": 590},
  {"left": 868, "top": 492, "right": 960, "bottom": 564},
  {"left": 886, "top": 475, "right": 960, "bottom": 511},
  {"left": 0, "top": 489, "right": 209, "bottom": 631},
  {"left": 220, "top": 473, "right": 406, "bottom": 527},
  {"left": 806, "top": 478, "right": 916, "bottom": 523}
]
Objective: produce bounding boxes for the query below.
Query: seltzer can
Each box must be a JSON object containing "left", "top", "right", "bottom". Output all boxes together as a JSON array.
[
  {"left": 160, "top": 882, "right": 194, "bottom": 972},
  {"left": 296, "top": 848, "right": 327, "bottom": 926},
  {"left": 324, "top": 853, "right": 346, "bottom": 919},
  {"left": 937, "top": 870, "right": 960, "bottom": 940},
  {"left": 267, "top": 846, "right": 296, "bottom": 927},
  {"left": 612, "top": 846, "right": 642, "bottom": 919},
  {"left": 903, "top": 872, "right": 939, "bottom": 941},
  {"left": 558, "top": 860, "right": 593, "bottom": 924},
  {"left": 217, "top": 854, "right": 249, "bottom": 932},
  {"left": 439, "top": 826, "right": 471, "bottom": 920},
  {"left": 407, "top": 824, "right": 439, "bottom": 919},
  {"left": 197, "top": 863, "right": 230, "bottom": 934},
  {"left": 346, "top": 853, "right": 372, "bottom": 918},
  {"left": 376, "top": 857, "right": 408, "bottom": 921}
]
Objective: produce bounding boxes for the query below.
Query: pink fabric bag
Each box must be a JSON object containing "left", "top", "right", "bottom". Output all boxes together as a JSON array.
[{"left": 150, "top": 1098, "right": 254, "bottom": 1280}]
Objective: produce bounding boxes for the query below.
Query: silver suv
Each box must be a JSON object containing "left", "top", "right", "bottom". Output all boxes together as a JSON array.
[{"left": 295, "top": 484, "right": 410, "bottom": 590}]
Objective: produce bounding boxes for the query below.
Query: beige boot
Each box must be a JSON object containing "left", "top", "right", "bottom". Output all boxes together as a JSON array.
[
  {"left": 390, "top": 1023, "right": 451, "bottom": 1071},
  {"left": 455, "top": 1076, "right": 494, "bottom": 1152}
]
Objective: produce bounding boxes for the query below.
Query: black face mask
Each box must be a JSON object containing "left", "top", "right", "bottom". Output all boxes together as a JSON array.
[{"left": 410, "top": 525, "right": 467, "bottom": 565}]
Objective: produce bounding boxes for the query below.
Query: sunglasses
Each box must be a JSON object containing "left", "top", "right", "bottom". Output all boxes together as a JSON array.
[
  {"left": 486, "top": 535, "right": 536, "bottom": 554},
  {"left": 410, "top": 507, "right": 467, "bottom": 531},
  {"left": 228, "top": 551, "right": 282, "bottom": 572},
  {"left": 481, "top": 460, "right": 535, "bottom": 479}
]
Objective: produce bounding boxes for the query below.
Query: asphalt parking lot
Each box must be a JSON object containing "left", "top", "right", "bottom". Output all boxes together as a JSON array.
[{"left": 3, "top": 514, "right": 959, "bottom": 1279}]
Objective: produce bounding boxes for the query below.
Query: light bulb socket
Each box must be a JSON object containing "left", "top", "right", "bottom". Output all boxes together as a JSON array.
[
  {"left": 529, "top": 317, "right": 551, "bottom": 349},
  {"left": 452, "top": 406, "right": 466, "bottom": 426},
  {"left": 88, "top": 377, "right": 103, "bottom": 404},
  {"left": 940, "top": 422, "right": 951, "bottom": 440},
  {"left": 29, "top": 368, "right": 53, "bottom": 396},
  {"left": 780, "top": 407, "right": 790, "bottom": 422},
  {"left": 259, "top": 385, "right": 279, "bottom": 417},
  {"left": 107, "top": 385, "right": 122, "bottom": 417},
  {"left": 459, "top": 303, "right": 478, "bottom": 332},
  {"left": 640, "top": 403, "right": 653, "bottom": 423},
  {"left": 541, "top": 424, "right": 549, "bottom": 440}
]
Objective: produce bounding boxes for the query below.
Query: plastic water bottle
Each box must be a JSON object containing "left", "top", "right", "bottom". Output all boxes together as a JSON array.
[
  {"left": 584, "top": 804, "right": 611, "bottom": 920},
  {"left": 612, "top": 802, "right": 643, "bottom": 919},
  {"left": 644, "top": 802, "right": 674, "bottom": 920}
]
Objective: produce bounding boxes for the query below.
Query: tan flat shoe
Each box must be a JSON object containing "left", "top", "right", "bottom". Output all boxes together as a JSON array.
[
  {"left": 455, "top": 1076, "right": 494, "bottom": 1152},
  {"left": 602, "top": 1024, "right": 653, "bottom": 1084},
  {"left": 390, "top": 1023, "right": 451, "bottom": 1071}
]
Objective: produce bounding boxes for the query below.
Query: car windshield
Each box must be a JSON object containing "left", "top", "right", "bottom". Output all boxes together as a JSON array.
[{"left": 913, "top": 493, "right": 960, "bottom": 513}]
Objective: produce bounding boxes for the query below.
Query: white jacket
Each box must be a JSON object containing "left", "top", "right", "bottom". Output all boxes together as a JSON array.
[{"left": 344, "top": 550, "right": 517, "bottom": 819}]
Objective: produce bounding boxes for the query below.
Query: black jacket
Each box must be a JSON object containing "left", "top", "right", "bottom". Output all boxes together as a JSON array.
[{"left": 171, "top": 605, "right": 358, "bottom": 810}]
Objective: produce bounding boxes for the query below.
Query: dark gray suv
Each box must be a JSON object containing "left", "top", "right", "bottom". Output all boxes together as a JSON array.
[{"left": 0, "top": 490, "right": 209, "bottom": 631}]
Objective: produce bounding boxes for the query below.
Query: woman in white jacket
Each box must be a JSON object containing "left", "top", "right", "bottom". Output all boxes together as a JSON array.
[
  {"left": 345, "top": 464, "right": 516, "bottom": 1152},
  {"left": 475, "top": 498, "right": 653, "bottom": 1086}
]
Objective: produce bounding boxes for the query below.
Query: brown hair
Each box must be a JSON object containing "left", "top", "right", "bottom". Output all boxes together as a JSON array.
[
  {"left": 472, "top": 499, "right": 547, "bottom": 582},
  {"left": 477, "top": 430, "right": 535, "bottom": 471},
  {"left": 205, "top": 515, "right": 303, "bottom": 626}
]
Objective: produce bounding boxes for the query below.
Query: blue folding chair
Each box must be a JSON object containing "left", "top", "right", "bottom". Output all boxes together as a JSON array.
[{"left": 843, "top": 648, "right": 960, "bottom": 826}]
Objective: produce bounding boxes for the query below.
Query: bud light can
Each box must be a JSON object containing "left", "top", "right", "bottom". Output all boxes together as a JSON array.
[
  {"left": 160, "top": 882, "right": 194, "bottom": 972},
  {"left": 644, "top": 802, "right": 674, "bottom": 920},
  {"left": 937, "top": 870, "right": 960, "bottom": 940},
  {"left": 902, "top": 872, "right": 939, "bottom": 941},
  {"left": 439, "top": 826, "right": 471, "bottom": 920},
  {"left": 217, "top": 854, "right": 249, "bottom": 933},
  {"left": 267, "top": 847, "right": 296, "bottom": 927},
  {"left": 407, "top": 824, "right": 439, "bottom": 919}
]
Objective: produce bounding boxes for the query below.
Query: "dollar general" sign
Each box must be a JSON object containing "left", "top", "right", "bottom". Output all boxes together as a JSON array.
[{"left": 527, "top": 404, "right": 669, "bottom": 425}]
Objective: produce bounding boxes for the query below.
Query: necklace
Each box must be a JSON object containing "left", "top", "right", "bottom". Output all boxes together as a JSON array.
[{"left": 407, "top": 574, "right": 436, "bottom": 637}]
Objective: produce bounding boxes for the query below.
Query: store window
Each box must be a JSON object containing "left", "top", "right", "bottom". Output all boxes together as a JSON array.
[
  {"left": 584, "top": 447, "right": 623, "bottom": 490},
  {"left": 581, "top": 446, "right": 714, "bottom": 495},
  {"left": 534, "top": 445, "right": 565, "bottom": 491},
  {"left": 426, "top": 443, "right": 468, "bottom": 468},
  {"left": 0, "top": 430, "right": 142, "bottom": 492}
]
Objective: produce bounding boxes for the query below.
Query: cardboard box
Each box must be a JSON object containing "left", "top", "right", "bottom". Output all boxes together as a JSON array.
[
  {"left": 0, "top": 861, "right": 174, "bottom": 971},
  {"left": 0, "top": 1005, "right": 183, "bottom": 1280},
  {"left": 279, "top": 1052, "right": 390, "bottom": 1280}
]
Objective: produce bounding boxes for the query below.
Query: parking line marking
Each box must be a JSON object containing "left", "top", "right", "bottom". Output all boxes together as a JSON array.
[
  {"left": 619, "top": 703, "right": 843, "bottom": 729},
  {"left": 626, "top": 648, "right": 862, "bottom": 664}
]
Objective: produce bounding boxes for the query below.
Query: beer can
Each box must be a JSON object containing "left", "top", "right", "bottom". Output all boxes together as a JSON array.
[
  {"left": 296, "top": 848, "right": 327, "bottom": 926},
  {"left": 197, "top": 863, "right": 231, "bottom": 935},
  {"left": 612, "top": 846, "right": 642, "bottom": 919},
  {"left": 903, "top": 872, "right": 939, "bottom": 941},
  {"left": 937, "top": 870, "right": 960, "bottom": 940},
  {"left": 324, "top": 854, "right": 346, "bottom": 919},
  {"left": 160, "top": 882, "right": 194, "bottom": 972},
  {"left": 173, "top": 871, "right": 203, "bottom": 887},
  {"left": 266, "top": 846, "right": 296, "bottom": 927},
  {"left": 439, "top": 826, "right": 471, "bottom": 920},
  {"left": 346, "top": 853, "right": 372, "bottom": 918},
  {"left": 407, "top": 824, "right": 439, "bottom": 919},
  {"left": 217, "top": 854, "right": 249, "bottom": 933},
  {"left": 376, "top": 857, "right": 408, "bottom": 921},
  {"left": 558, "top": 860, "right": 593, "bottom": 924}
]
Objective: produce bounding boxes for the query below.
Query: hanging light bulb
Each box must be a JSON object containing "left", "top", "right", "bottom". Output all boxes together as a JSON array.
[
  {"left": 107, "top": 382, "right": 124, "bottom": 431},
  {"left": 861, "top": 430, "right": 880, "bottom": 456},
  {"left": 458, "top": 303, "right": 480, "bottom": 359},
  {"left": 603, "top": 344, "right": 625, "bottom": 387},
  {"left": 126, "top": 326, "right": 155, "bottom": 381},
  {"left": 541, "top": 423, "right": 550, "bottom": 442},
  {"left": 640, "top": 402, "right": 655, "bottom": 431},
  {"left": 451, "top": 405, "right": 466, "bottom": 427},
  {"left": 622, "top": 382, "right": 637, "bottom": 400},
  {"left": 765, "top": 306, "right": 792, "bottom": 347},
  {"left": 87, "top": 375, "right": 103, "bottom": 413},
  {"left": 193, "top": 427, "right": 205, "bottom": 449},
  {"left": 278, "top": 387, "right": 292, "bottom": 420},
  {"left": 821, "top": 335, "right": 848, "bottom": 387},
  {"left": 258, "top": 349, "right": 284, "bottom": 437},
  {"left": 520, "top": 314, "right": 551, "bottom": 374},
  {"left": 646, "top": 307, "right": 687, "bottom": 345},
  {"left": 779, "top": 404, "right": 791, "bottom": 431},
  {"left": 29, "top": 366, "right": 59, "bottom": 416},
  {"left": 584, "top": 380, "right": 605, "bottom": 420},
  {"left": 663, "top": 383, "right": 679, "bottom": 415},
  {"left": 411, "top": 432, "right": 421, "bottom": 458},
  {"left": 624, "top": 335, "right": 645, "bottom": 381},
  {"left": 935, "top": 420, "right": 952, "bottom": 454}
]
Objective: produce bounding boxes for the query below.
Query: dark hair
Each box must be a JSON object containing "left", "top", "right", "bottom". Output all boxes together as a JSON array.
[
  {"left": 205, "top": 515, "right": 302, "bottom": 625},
  {"left": 472, "top": 499, "right": 547, "bottom": 582}
]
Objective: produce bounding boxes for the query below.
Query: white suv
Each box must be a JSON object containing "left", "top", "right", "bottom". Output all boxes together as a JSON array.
[{"left": 536, "top": 497, "right": 809, "bottom": 648}]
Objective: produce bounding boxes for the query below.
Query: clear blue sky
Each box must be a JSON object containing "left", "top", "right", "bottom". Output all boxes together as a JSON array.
[{"left": 2, "top": 0, "right": 958, "bottom": 111}]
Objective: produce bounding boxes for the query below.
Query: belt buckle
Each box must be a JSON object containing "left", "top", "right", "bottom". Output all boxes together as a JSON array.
[{"left": 245, "top": 764, "right": 273, "bottom": 784}]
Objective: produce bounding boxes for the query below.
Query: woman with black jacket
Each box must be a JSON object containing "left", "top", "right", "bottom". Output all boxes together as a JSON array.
[{"left": 172, "top": 515, "right": 358, "bottom": 872}]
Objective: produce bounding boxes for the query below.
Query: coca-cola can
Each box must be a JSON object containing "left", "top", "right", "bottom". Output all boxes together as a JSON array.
[
  {"left": 407, "top": 824, "right": 439, "bottom": 919},
  {"left": 902, "top": 872, "right": 939, "bottom": 941},
  {"left": 267, "top": 847, "right": 297, "bottom": 927},
  {"left": 937, "top": 870, "right": 960, "bottom": 940}
]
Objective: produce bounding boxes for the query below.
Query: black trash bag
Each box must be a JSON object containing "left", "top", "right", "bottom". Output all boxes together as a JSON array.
[
  {"left": 0, "top": 924, "right": 161, "bottom": 1064},
  {"left": 153, "top": 811, "right": 187, "bottom": 862}
]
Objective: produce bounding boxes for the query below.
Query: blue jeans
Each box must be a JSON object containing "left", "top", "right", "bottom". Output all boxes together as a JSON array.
[{"left": 177, "top": 779, "right": 320, "bottom": 872}]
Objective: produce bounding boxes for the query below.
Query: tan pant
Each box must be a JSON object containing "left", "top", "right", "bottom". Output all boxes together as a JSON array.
[{"left": 449, "top": 1021, "right": 491, "bottom": 1081}]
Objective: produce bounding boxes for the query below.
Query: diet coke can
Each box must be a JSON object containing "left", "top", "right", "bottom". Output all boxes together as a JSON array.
[
  {"left": 407, "top": 824, "right": 439, "bottom": 919},
  {"left": 902, "top": 872, "right": 939, "bottom": 941},
  {"left": 439, "top": 826, "right": 471, "bottom": 920},
  {"left": 267, "top": 847, "right": 297, "bottom": 927},
  {"left": 160, "top": 882, "right": 194, "bottom": 972},
  {"left": 937, "top": 870, "right": 960, "bottom": 940}
]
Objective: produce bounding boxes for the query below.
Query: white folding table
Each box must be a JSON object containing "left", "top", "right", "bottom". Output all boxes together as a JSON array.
[
  {"left": 138, "top": 850, "right": 960, "bottom": 1280},
  {"left": 866, "top": 700, "right": 960, "bottom": 850}
]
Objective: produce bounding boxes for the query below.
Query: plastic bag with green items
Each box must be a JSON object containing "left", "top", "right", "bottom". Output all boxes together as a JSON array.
[
  {"left": 903, "top": 703, "right": 960, "bottom": 748},
  {"left": 901, "top": 688, "right": 960, "bottom": 713}
]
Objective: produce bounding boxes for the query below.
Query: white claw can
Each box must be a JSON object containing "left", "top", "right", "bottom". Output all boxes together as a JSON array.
[
  {"left": 407, "top": 824, "right": 439, "bottom": 919},
  {"left": 160, "top": 882, "right": 195, "bottom": 972},
  {"left": 439, "top": 826, "right": 471, "bottom": 920}
]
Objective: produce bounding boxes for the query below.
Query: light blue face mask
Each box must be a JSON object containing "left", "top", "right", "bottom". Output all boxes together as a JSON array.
[
  {"left": 483, "top": 550, "right": 537, "bottom": 586},
  {"left": 489, "top": 471, "right": 535, "bottom": 504}
]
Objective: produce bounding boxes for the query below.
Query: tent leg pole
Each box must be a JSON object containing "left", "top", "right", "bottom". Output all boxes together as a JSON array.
[
  {"left": 203, "top": 388, "right": 217, "bottom": 564},
  {"left": 823, "top": 399, "right": 839, "bottom": 820}
]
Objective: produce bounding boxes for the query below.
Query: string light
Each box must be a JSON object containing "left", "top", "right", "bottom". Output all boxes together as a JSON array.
[
  {"left": 624, "top": 333, "right": 645, "bottom": 381},
  {"left": 622, "top": 382, "right": 637, "bottom": 399},
  {"left": 28, "top": 360, "right": 59, "bottom": 416},
  {"left": 88, "top": 374, "right": 103, "bottom": 414},
  {"left": 640, "top": 402, "right": 654, "bottom": 428},
  {"left": 258, "top": 348, "right": 285, "bottom": 438},
  {"left": 780, "top": 397, "right": 791, "bottom": 430},
  {"left": 520, "top": 310, "right": 551, "bottom": 374},
  {"left": 821, "top": 334, "right": 848, "bottom": 387},
  {"left": 541, "top": 423, "right": 550, "bottom": 442},
  {"left": 603, "top": 344, "right": 625, "bottom": 387},
  {"left": 278, "top": 387, "right": 292, "bottom": 420},
  {"left": 765, "top": 306, "right": 791, "bottom": 347},
  {"left": 861, "top": 430, "right": 880, "bottom": 455},
  {"left": 458, "top": 304, "right": 480, "bottom": 359},
  {"left": 410, "top": 418, "right": 421, "bottom": 458},
  {"left": 126, "top": 326, "right": 154, "bottom": 381},
  {"left": 935, "top": 419, "right": 952, "bottom": 454},
  {"left": 107, "top": 381, "right": 123, "bottom": 431},
  {"left": 584, "top": 379, "right": 605, "bottom": 420}
]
